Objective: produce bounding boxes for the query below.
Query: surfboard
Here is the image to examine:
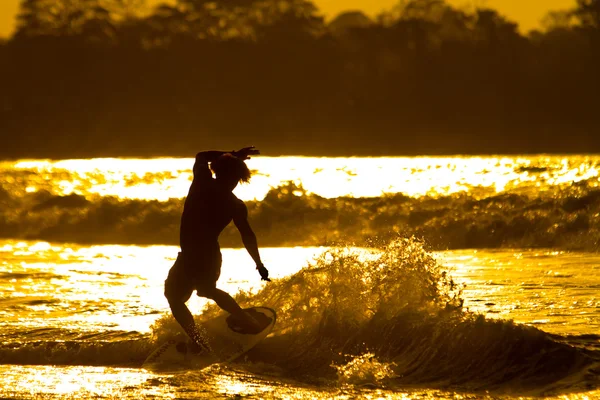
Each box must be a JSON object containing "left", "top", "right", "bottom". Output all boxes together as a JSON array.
[{"left": 143, "top": 307, "right": 276, "bottom": 370}]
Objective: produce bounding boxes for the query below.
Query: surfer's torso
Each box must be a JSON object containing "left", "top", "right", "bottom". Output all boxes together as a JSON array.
[{"left": 179, "top": 158, "right": 244, "bottom": 254}]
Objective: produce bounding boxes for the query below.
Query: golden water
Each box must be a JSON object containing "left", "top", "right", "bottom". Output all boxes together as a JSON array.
[
  {"left": 1, "top": 241, "right": 598, "bottom": 399},
  {"left": 4, "top": 155, "right": 599, "bottom": 201},
  {"left": 1, "top": 155, "right": 599, "bottom": 399}
]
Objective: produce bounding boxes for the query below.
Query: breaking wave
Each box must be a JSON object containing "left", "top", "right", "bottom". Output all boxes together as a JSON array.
[
  {"left": 152, "top": 238, "right": 599, "bottom": 395},
  {"left": 1, "top": 180, "right": 600, "bottom": 251}
]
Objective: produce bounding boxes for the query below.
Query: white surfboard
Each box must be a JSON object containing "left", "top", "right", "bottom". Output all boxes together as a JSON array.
[{"left": 143, "top": 307, "right": 276, "bottom": 370}]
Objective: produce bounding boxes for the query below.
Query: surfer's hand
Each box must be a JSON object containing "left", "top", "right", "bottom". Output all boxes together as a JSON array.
[
  {"left": 257, "top": 263, "right": 271, "bottom": 281},
  {"left": 234, "top": 147, "right": 260, "bottom": 160}
]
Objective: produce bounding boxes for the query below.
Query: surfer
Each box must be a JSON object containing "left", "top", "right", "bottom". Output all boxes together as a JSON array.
[{"left": 164, "top": 146, "right": 271, "bottom": 352}]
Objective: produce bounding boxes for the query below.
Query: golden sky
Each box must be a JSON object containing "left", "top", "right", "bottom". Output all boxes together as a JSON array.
[{"left": 0, "top": 0, "right": 576, "bottom": 38}]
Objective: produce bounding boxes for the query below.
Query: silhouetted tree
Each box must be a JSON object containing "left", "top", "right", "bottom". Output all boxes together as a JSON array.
[
  {"left": 473, "top": 9, "right": 521, "bottom": 50},
  {"left": 541, "top": 10, "right": 574, "bottom": 31},
  {"left": 15, "top": 0, "right": 114, "bottom": 38},
  {"left": 329, "top": 11, "right": 373, "bottom": 37},
  {"left": 144, "top": 0, "right": 323, "bottom": 43},
  {"left": 253, "top": 3, "right": 325, "bottom": 41},
  {"left": 103, "top": 0, "right": 147, "bottom": 20},
  {"left": 574, "top": 0, "right": 600, "bottom": 28},
  {"left": 1, "top": 0, "right": 599, "bottom": 158}
]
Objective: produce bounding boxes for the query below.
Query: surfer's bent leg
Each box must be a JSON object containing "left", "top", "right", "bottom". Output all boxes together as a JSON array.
[
  {"left": 192, "top": 250, "right": 242, "bottom": 315},
  {"left": 195, "top": 255, "right": 263, "bottom": 332},
  {"left": 197, "top": 286, "right": 263, "bottom": 332},
  {"left": 198, "top": 286, "right": 244, "bottom": 315},
  {"left": 164, "top": 254, "right": 207, "bottom": 348}
]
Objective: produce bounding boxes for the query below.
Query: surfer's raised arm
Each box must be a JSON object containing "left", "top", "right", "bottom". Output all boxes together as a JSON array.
[
  {"left": 233, "top": 202, "right": 271, "bottom": 282},
  {"left": 195, "top": 147, "right": 259, "bottom": 164},
  {"left": 196, "top": 150, "right": 228, "bottom": 162},
  {"left": 193, "top": 150, "right": 228, "bottom": 179},
  {"left": 193, "top": 148, "right": 260, "bottom": 178}
]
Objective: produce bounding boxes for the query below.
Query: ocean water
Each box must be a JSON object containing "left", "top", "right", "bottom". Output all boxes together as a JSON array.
[
  {"left": 0, "top": 155, "right": 599, "bottom": 399},
  {"left": 1, "top": 155, "right": 599, "bottom": 249}
]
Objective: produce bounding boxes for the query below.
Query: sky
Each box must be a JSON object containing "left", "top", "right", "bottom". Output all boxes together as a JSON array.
[{"left": 0, "top": 0, "right": 577, "bottom": 38}]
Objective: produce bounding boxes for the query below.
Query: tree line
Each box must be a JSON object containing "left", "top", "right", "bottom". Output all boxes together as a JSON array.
[{"left": 0, "top": 0, "right": 599, "bottom": 158}]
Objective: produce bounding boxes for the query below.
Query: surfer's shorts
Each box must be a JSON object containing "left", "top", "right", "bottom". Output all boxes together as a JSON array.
[{"left": 164, "top": 251, "right": 222, "bottom": 301}]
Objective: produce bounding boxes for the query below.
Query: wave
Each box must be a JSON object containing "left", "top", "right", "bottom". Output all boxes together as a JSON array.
[
  {"left": 1, "top": 239, "right": 598, "bottom": 395},
  {"left": 2, "top": 180, "right": 600, "bottom": 251},
  {"left": 150, "top": 239, "right": 599, "bottom": 395},
  {"left": 0, "top": 328, "right": 150, "bottom": 366}
]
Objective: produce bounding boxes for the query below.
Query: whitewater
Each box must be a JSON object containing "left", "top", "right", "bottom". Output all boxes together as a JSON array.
[{"left": 0, "top": 155, "right": 599, "bottom": 399}]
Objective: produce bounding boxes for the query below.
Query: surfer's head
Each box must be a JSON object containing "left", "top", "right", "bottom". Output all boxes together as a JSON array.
[{"left": 211, "top": 153, "right": 251, "bottom": 189}]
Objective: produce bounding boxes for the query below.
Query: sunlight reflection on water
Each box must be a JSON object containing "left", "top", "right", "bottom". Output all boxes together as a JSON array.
[
  {"left": 4, "top": 155, "right": 599, "bottom": 201},
  {"left": 0, "top": 240, "right": 327, "bottom": 333},
  {"left": 1, "top": 365, "right": 598, "bottom": 399},
  {"left": 1, "top": 241, "right": 598, "bottom": 336},
  {"left": 1, "top": 241, "right": 599, "bottom": 399}
]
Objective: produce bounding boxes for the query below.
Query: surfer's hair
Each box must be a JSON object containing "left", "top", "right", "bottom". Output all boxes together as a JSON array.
[{"left": 211, "top": 153, "right": 252, "bottom": 184}]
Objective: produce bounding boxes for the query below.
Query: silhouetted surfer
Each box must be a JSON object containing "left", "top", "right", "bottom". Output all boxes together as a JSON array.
[{"left": 164, "top": 147, "right": 271, "bottom": 352}]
